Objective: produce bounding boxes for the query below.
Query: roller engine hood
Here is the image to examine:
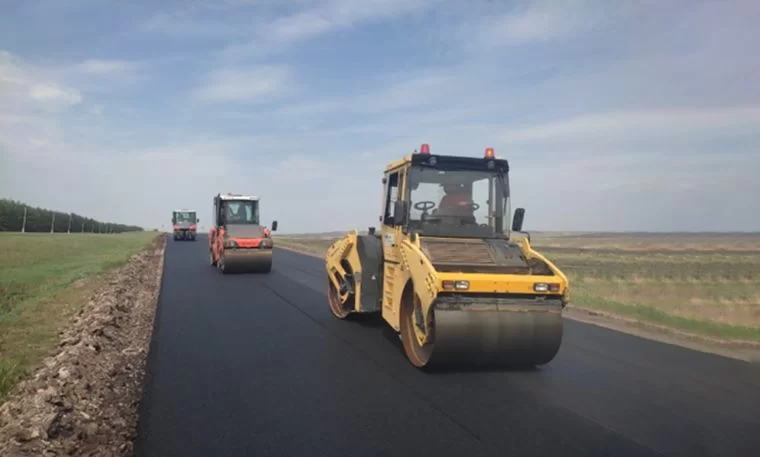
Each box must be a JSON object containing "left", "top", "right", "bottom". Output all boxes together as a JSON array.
[
  {"left": 224, "top": 224, "right": 265, "bottom": 239},
  {"left": 418, "top": 236, "right": 554, "bottom": 275}
]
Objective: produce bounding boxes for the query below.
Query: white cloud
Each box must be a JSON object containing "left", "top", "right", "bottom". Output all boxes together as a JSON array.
[
  {"left": 220, "top": 0, "right": 441, "bottom": 58},
  {"left": 139, "top": 11, "right": 247, "bottom": 38},
  {"left": 275, "top": 69, "right": 466, "bottom": 117},
  {"left": 275, "top": 99, "right": 345, "bottom": 116},
  {"left": 28, "top": 83, "right": 82, "bottom": 105},
  {"left": 136, "top": 0, "right": 317, "bottom": 37},
  {"left": 192, "top": 65, "right": 294, "bottom": 102},
  {"left": 71, "top": 59, "right": 137, "bottom": 75},
  {"left": 0, "top": 51, "right": 25, "bottom": 85},
  {"left": 496, "top": 106, "right": 760, "bottom": 146},
  {"left": 61, "top": 57, "right": 156, "bottom": 89},
  {"left": 498, "top": 0, "right": 616, "bottom": 42},
  {"left": 267, "top": 12, "right": 333, "bottom": 42},
  {"left": 321, "top": 0, "right": 438, "bottom": 25},
  {"left": 0, "top": 51, "right": 84, "bottom": 109},
  {"left": 480, "top": 6, "right": 562, "bottom": 44},
  {"left": 1, "top": 51, "right": 152, "bottom": 110},
  {"left": 428, "top": 0, "right": 617, "bottom": 54}
]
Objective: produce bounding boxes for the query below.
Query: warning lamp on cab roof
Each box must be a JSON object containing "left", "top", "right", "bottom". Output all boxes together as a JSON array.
[
  {"left": 419, "top": 144, "right": 430, "bottom": 154},
  {"left": 484, "top": 147, "right": 495, "bottom": 158}
]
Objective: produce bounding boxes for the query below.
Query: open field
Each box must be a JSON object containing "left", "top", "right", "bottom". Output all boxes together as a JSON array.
[
  {"left": 274, "top": 232, "right": 760, "bottom": 343},
  {"left": 0, "top": 232, "right": 160, "bottom": 402}
]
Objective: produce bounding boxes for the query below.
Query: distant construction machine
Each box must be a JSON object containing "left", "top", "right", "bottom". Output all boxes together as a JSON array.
[
  {"left": 324, "top": 144, "right": 569, "bottom": 369},
  {"left": 209, "top": 192, "right": 278, "bottom": 274},
  {"left": 172, "top": 209, "right": 199, "bottom": 241}
]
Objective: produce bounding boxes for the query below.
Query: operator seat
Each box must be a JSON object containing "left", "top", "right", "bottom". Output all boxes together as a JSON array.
[
  {"left": 226, "top": 205, "right": 242, "bottom": 223},
  {"left": 437, "top": 184, "right": 476, "bottom": 224}
]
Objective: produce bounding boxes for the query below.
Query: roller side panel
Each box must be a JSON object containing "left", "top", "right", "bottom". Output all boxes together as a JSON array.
[
  {"left": 356, "top": 235, "right": 384, "bottom": 313},
  {"left": 325, "top": 232, "right": 361, "bottom": 318}
]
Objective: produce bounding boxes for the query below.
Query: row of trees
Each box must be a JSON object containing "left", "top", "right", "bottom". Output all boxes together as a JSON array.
[{"left": 0, "top": 198, "right": 143, "bottom": 233}]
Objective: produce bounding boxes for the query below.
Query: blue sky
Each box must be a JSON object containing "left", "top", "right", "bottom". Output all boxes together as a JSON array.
[{"left": 1, "top": 0, "right": 759, "bottom": 233}]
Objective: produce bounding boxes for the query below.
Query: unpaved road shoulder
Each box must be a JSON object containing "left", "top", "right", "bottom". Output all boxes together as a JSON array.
[{"left": 0, "top": 234, "right": 166, "bottom": 457}]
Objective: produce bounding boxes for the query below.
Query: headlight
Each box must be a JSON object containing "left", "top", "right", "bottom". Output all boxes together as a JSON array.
[
  {"left": 259, "top": 238, "right": 273, "bottom": 248},
  {"left": 442, "top": 280, "right": 469, "bottom": 290},
  {"left": 223, "top": 239, "right": 238, "bottom": 249},
  {"left": 534, "top": 282, "right": 560, "bottom": 292}
]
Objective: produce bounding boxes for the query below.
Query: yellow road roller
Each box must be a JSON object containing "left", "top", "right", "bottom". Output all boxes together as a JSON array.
[{"left": 325, "top": 144, "right": 569, "bottom": 368}]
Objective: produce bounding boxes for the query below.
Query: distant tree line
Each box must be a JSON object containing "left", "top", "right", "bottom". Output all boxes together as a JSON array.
[{"left": 0, "top": 198, "right": 143, "bottom": 233}]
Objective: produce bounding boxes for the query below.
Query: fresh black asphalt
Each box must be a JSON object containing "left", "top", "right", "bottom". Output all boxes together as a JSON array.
[{"left": 134, "top": 235, "right": 760, "bottom": 457}]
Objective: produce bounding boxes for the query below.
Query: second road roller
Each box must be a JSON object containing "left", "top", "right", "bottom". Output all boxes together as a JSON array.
[
  {"left": 172, "top": 209, "right": 198, "bottom": 241},
  {"left": 209, "top": 192, "right": 278, "bottom": 274},
  {"left": 324, "top": 144, "right": 569, "bottom": 368}
]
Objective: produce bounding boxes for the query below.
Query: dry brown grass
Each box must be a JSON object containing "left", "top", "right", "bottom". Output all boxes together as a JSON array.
[
  {"left": 531, "top": 232, "right": 760, "bottom": 253},
  {"left": 532, "top": 234, "right": 760, "bottom": 336}
]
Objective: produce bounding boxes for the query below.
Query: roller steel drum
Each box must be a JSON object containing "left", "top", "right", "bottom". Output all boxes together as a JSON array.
[
  {"left": 219, "top": 249, "right": 272, "bottom": 274},
  {"left": 403, "top": 295, "right": 564, "bottom": 368}
]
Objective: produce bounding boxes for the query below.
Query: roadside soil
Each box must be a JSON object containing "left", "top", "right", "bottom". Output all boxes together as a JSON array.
[
  {"left": 276, "top": 243, "right": 760, "bottom": 364},
  {"left": 563, "top": 306, "right": 760, "bottom": 363},
  {"left": 0, "top": 234, "right": 166, "bottom": 457}
]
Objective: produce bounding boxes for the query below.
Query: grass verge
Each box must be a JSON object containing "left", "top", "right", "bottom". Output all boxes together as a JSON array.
[
  {"left": 0, "top": 232, "right": 160, "bottom": 402},
  {"left": 275, "top": 236, "right": 335, "bottom": 257},
  {"left": 274, "top": 232, "right": 760, "bottom": 344}
]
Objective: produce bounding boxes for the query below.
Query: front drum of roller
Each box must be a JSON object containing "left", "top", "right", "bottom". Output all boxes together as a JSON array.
[
  {"left": 401, "top": 298, "right": 564, "bottom": 368},
  {"left": 220, "top": 250, "right": 273, "bottom": 274}
]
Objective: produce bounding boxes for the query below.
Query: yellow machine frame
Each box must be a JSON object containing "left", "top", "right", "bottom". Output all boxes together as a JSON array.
[{"left": 325, "top": 145, "right": 569, "bottom": 368}]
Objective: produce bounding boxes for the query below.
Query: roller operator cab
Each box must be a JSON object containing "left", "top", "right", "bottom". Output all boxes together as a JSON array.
[
  {"left": 208, "top": 193, "right": 279, "bottom": 274},
  {"left": 172, "top": 209, "right": 199, "bottom": 241},
  {"left": 325, "top": 144, "right": 570, "bottom": 369}
]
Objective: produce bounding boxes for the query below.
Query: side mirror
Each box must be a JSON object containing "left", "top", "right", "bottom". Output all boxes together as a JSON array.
[
  {"left": 512, "top": 208, "right": 525, "bottom": 232},
  {"left": 196, "top": 218, "right": 200, "bottom": 223},
  {"left": 271, "top": 220, "right": 278, "bottom": 232},
  {"left": 393, "top": 200, "right": 408, "bottom": 226}
]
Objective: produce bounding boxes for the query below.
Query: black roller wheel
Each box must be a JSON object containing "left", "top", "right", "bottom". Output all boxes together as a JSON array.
[{"left": 400, "top": 292, "right": 435, "bottom": 368}]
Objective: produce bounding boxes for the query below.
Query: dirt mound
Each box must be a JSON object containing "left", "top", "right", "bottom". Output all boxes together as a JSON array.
[{"left": 0, "top": 234, "right": 166, "bottom": 457}]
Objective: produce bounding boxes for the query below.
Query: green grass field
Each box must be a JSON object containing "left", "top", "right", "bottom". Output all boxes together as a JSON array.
[
  {"left": 274, "top": 232, "right": 760, "bottom": 342},
  {"left": 0, "top": 232, "right": 160, "bottom": 402}
]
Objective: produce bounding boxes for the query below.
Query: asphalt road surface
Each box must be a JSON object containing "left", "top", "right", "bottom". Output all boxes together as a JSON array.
[{"left": 134, "top": 235, "right": 760, "bottom": 457}]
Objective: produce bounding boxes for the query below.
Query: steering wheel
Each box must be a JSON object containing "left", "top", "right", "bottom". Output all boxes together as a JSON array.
[{"left": 414, "top": 201, "right": 436, "bottom": 212}]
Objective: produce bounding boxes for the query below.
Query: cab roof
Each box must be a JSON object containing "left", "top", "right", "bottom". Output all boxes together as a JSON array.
[
  {"left": 383, "top": 151, "right": 510, "bottom": 174},
  {"left": 216, "top": 193, "right": 260, "bottom": 201}
]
